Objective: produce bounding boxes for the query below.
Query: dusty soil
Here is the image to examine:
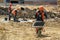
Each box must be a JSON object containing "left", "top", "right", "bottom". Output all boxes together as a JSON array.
[
  {"left": 0, "top": 4, "right": 59, "bottom": 40},
  {"left": 0, "top": 16, "right": 60, "bottom": 40}
]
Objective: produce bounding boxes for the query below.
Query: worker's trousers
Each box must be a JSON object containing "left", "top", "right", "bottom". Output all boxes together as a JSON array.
[
  {"left": 14, "top": 15, "right": 17, "bottom": 21},
  {"left": 9, "top": 13, "right": 11, "bottom": 20}
]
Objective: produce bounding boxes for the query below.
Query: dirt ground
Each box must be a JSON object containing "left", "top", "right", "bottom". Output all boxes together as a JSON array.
[
  {"left": 0, "top": 4, "right": 59, "bottom": 40},
  {"left": 0, "top": 15, "right": 60, "bottom": 40}
]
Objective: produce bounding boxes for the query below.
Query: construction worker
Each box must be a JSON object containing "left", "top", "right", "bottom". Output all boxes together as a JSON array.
[
  {"left": 35, "top": 6, "right": 48, "bottom": 37},
  {"left": 12, "top": 7, "right": 20, "bottom": 22},
  {"left": 8, "top": 2, "right": 12, "bottom": 20}
]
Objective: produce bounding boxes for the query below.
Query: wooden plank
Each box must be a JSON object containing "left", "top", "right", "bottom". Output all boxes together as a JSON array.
[
  {"left": 10, "top": 0, "right": 19, "bottom": 1},
  {"left": 58, "top": 0, "right": 60, "bottom": 5},
  {"left": 0, "top": 0, "right": 3, "bottom": 3}
]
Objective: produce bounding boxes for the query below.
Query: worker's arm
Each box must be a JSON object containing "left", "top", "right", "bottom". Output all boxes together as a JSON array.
[
  {"left": 8, "top": 8, "right": 10, "bottom": 12},
  {"left": 35, "top": 12, "right": 38, "bottom": 18},
  {"left": 44, "top": 10, "right": 48, "bottom": 19}
]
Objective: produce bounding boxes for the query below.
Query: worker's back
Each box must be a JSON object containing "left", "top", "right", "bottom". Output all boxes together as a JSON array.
[
  {"left": 35, "top": 10, "right": 44, "bottom": 21},
  {"left": 12, "top": 9, "right": 17, "bottom": 16}
]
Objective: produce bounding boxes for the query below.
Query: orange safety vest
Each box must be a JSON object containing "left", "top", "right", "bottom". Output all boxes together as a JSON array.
[
  {"left": 12, "top": 9, "right": 16, "bottom": 16},
  {"left": 10, "top": 3, "right": 12, "bottom": 8},
  {"left": 36, "top": 11, "right": 44, "bottom": 21}
]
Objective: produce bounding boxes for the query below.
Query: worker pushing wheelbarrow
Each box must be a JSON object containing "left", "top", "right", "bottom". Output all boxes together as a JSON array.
[{"left": 33, "top": 6, "right": 48, "bottom": 37}]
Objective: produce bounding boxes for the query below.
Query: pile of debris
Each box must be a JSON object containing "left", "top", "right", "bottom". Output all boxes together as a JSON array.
[
  {"left": 17, "top": 7, "right": 58, "bottom": 19},
  {"left": 0, "top": 6, "right": 59, "bottom": 19},
  {"left": 0, "top": 7, "right": 8, "bottom": 15}
]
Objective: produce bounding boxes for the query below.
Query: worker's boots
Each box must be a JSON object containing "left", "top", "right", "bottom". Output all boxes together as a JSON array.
[{"left": 14, "top": 19, "right": 20, "bottom": 22}]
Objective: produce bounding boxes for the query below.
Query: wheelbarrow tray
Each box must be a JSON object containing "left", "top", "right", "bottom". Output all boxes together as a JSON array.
[{"left": 32, "top": 21, "right": 45, "bottom": 28}]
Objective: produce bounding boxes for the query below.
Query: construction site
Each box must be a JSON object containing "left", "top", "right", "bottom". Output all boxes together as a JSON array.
[{"left": 0, "top": 0, "right": 60, "bottom": 40}]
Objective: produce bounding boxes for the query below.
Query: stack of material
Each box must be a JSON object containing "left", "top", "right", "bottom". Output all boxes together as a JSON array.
[
  {"left": 57, "top": 5, "right": 60, "bottom": 13},
  {"left": 57, "top": 0, "right": 60, "bottom": 17},
  {"left": 58, "top": 0, "right": 60, "bottom": 5}
]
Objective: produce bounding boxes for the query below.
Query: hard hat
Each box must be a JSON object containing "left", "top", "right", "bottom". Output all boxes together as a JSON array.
[{"left": 39, "top": 6, "right": 44, "bottom": 11}]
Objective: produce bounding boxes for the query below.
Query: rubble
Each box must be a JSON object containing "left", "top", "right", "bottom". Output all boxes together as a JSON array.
[
  {"left": 0, "top": 5, "right": 59, "bottom": 19},
  {"left": 0, "top": 5, "right": 60, "bottom": 40},
  {"left": 0, "top": 7, "right": 8, "bottom": 15}
]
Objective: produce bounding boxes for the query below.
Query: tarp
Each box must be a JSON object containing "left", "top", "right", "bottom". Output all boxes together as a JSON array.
[{"left": 18, "top": 18, "right": 33, "bottom": 22}]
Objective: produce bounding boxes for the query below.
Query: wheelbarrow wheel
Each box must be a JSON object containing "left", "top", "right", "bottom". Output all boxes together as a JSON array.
[{"left": 38, "top": 30, "right": 42, "bottom": 37}]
